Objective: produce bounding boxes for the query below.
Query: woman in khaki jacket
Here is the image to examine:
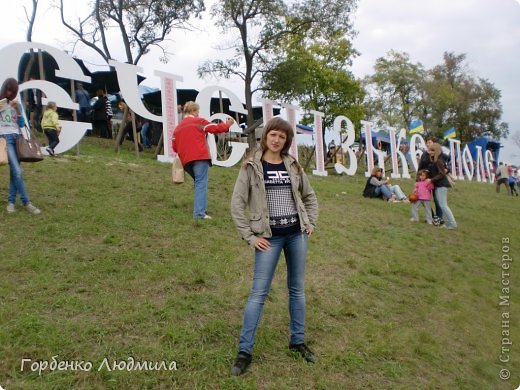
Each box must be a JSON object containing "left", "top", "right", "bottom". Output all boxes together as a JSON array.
[{"left": 230, "top": 117, "right": 318, "bottom": 376}]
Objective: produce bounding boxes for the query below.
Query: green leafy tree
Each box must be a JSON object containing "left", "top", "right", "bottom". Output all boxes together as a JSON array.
[
  {"left": 59, "top": 0, "right": 205, "bottom": 65},
  {"left": 262, "top": 22, "right": 364, "bottom": 133},
  {"left": 199, "top": 0, "right": 360, "bottom": 147},
  {"left": 364, "top": 51, "right": 509, "bottom": 143},
  {"left": 198, "top": 0, "right": 294, "bottom": 146},
  {"left": 363, "top": 50, "right": 426, "bottom": 130},
  {"left": 424, "top": 52, "right": 509, "bottom": 142}
]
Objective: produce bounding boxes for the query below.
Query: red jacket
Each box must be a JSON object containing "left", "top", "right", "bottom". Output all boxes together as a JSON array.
[{"left": 172, "top": 115, "right": 230, "bottom": 166}]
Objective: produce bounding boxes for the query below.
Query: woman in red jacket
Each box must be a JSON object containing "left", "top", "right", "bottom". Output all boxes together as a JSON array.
[{"left": 172, "top": 101, "right": 234, "bottom": 219}]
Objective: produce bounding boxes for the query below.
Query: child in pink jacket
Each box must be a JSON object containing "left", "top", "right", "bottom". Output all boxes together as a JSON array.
[{"left": 410, "top": 169, "right": 435, "bottom": 224}]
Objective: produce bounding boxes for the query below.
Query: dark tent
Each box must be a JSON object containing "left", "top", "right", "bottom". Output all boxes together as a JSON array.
[
  {"left": 142, "top": 88, "right": 278, "bottom": 123},
  {"left": 18, "top": 51, "right": 145, "bottom": 96},
  {"left": 18, "top": 51, "right": 91, "bottom": 87},
  {"left": 89, "top": 70, "right": 145, "bottom": 95},
  {"left": 467, "top": 137, "right": 502, "bottom": 168},
  {"left": 142, "top": 88, "right": 199, "bottom": 109}
]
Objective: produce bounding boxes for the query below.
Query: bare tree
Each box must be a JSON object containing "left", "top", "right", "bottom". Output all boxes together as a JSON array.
[
  {"left": 58, "top": 0, "right": 205, "bottom": 65},
  {"left": 24, "top": 0, "right": 39, "bottom": 42}
]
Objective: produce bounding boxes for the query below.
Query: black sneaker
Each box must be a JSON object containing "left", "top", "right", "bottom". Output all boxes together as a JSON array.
[
  {"left": 289, "top": 343, "right": 317, "bottom": 363},
  {"left": 231, "top": 352, "right": 252, "bottom": 376}
]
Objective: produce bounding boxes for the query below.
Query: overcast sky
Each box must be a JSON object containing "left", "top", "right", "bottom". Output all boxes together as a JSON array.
[{"left": 1, "top": 0, "right": 519, "bottom": 163}]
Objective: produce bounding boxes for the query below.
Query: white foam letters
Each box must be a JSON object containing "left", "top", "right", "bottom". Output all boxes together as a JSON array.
[
  {"left": 196, "top": 86, "right": 248, "bottom": 167},
  {"left": 282, "top": 103, "right": 299, "bottom": 162},
  {"left": 312, "top": 111, "right": 327, "bottom": 176},
  {"left": 333, "top": 115, "right": 357, "bottom": 176},
  {"left": 0, "top": 41, "right": 497, "bottom": 184},
  {"left": 361, "top": 120, "right": 375, "bottom": 177},
  {"left": 388, "top": 127, "right": 411, "bottom": 179},
  {"left": 461, "top": 145, "right": 474, "bottom": 181}
]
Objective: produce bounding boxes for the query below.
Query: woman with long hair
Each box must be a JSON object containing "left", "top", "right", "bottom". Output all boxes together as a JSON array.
[
  {"left": 0, "top": 78, "right": 41, "bottom": 214},
  {"left": 362, "top": 166, "right": 408, "bottom": 202},
  {"left": 428, "top": 143, "right": 457, "bottom": 229},
  {"left": 230, "top": 117, "right": 319, "bottom": 375}
]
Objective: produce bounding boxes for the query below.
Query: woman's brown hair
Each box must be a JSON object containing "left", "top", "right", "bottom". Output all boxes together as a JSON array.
[
  {"left": 0, "top": 78, "right": 19, "bottom": 100},
  {"left": 260, "top": 117, "right": 294, "bottom": 156},
  {"left": 429, "top": 142, "right": 441, "bottom": 162},
  {"left": 370, "top": 166, "right": 382, "bottom": 176},
  {"left": 244, "top": 117, "right": 301, "bottom": 172}
]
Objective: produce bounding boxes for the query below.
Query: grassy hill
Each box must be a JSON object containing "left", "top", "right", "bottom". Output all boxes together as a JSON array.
[{"left": 0, "top": 137, "right": 518, "bottom": 389}]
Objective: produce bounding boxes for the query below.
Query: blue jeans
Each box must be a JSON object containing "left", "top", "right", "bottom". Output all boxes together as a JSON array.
[
  {"left": 434, "top": 187, "right": 457, "bottom": 228},
  {"left": 388, "top": 184, "right": 406, "bottom": 200},
  {"left": 374, "top": 186, "right": 389, "bottom": 199},
  {"left": 238, "top": 232, "right": 309, "bottom": 355},
  {"left": 1, "top": 133, "right": 30, "bottom": 205},
  {"left": 184, "top": 160, "right": 210, "bottom": 218},
  {"left": 141, "top": 122, "right": 150, "bottom": 148},
  {"left": 375, "top": 184, "right": 405, "bottom": 200}
]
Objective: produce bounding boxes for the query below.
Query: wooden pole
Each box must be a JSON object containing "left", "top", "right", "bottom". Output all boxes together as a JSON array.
[
  {"left": 114, "top": 105, "right": 129, "bottom": 152},
  {"left": 131, "top": 110, "right": 140, "bottom": 158},
  {"left": 70, "top": 80, "right": 80, "bottom": 156},
  {"left": 154, "top": 132, "right": 163, "bottom": 158}
]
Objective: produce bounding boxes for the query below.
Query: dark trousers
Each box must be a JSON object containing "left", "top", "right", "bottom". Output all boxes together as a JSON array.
[
  {"left": 44, "top": 128, "right": 60, "bottom": 150},
  {"left": 93, "top": 120, "right": 112, "bottom": 138}
]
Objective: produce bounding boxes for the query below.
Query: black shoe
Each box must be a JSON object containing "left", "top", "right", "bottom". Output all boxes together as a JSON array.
[
  {"left": 289, "top": 343, "right": 317, "bottom": 363},
  {"left": 231, "top": 352, "right": 252, "bottom": 376}
]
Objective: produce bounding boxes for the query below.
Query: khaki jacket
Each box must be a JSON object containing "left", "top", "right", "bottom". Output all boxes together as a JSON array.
[{"left": 231, "top": 149, "right": 318, "bottom": 246}]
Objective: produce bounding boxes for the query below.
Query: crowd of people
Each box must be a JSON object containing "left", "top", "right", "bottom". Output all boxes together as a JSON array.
[
  {"left": 23, "top": 81, "right": 155, "bottom": 148},
  {"left": 363, "top": 136, "right": 458, "bottom": 229}
]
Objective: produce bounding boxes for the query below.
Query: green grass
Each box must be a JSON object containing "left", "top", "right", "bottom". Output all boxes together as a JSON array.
[{"left": 0, "top": 136, "right": 518, "bottom": 389}]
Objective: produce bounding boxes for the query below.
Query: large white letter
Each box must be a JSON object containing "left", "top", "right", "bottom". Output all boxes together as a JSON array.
[
  {"left": 108, "top": 60, "right": 181, "bottom": 162},
  {"left": 0, "top": 42, "right": 91, "bottom": 154},
  {"left": 312, "top": 110, "right": 327, "bottom": 176},
  {"left": 333, "top": 115, "right": 357, "bottom": 176},
  {"left": 361, "top": 120, "right": 374, "bottom": 177},
  {"left": 485, "top": 150, "right": 495, "bottom": 183},
  {"left": 408, "top": 134, "right": 426, "bottom": 173},
  {"left": 258, "top": 98, "right": 275, "bottom": 124},
  {"left": 388, "top": 127, "right": 410, "bottom": 179},
  {"left": 475, "top": 146, "right": 486, "bottom": 182},
  {"left": 196, "top": 86, "right": 248, "bottom": 167},
  {"left": 461, "top": 144, "right": 474, "bottom": 181},
  {"left": 155, "top": 70, "right": 183, "bottom": 162},
  {"left": 282, "top": 103, "right": 299, "bottom": 161},
  {"left": 448, "top": 139, "right": 463, "bottom": 180}
]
